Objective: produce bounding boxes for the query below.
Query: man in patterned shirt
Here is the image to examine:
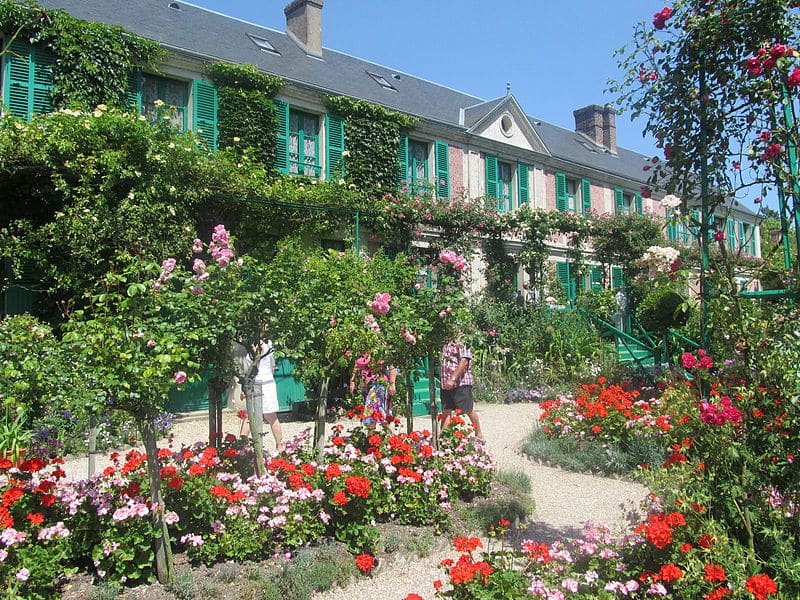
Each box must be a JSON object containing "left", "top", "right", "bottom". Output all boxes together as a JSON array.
[{"left": 440, "top": 337, "right": 484, "bottom": 441}]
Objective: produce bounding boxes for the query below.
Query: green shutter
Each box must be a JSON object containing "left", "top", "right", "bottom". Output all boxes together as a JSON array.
[
  {"left": 555, "top": 172, "right": 568, "bottom": 211},
  {"left": 192, "top": 80, "right": 218, "bottom": 150},
  {"left": 737, "top": 220, "right": 745, "bottom": 250},
  {"left": 726, "top": 218, "right": 736, "bottom": 250},
  {"left": 397, "top": 133, "right": 408, "bottom": 187},
  {"left": 690, "top": 209, "right": 701, "bottom": 237},
  {"left": 750, "top": 225, "right": 757, "bottom": 255},
  {"left": 590, "top": 266, "right": 603, "bottom": 290},
  {"left": 125, "top": 69, "right": 142, "bottom": 113},
  {"left": 485, "top": 154, "right": 498, "bottom": 199},
  {"left": 3, "top": 40, "right": 54, "bottom": 120},
  {"left": 667, "top": 221, "right": 677, "bottom": 241},
  {"left": 614, "top": 189, "right": 625, "bottom": 214},
  {"left": 326, "top": 113, "right": 345, "bottom": 180},
  {"left": 517, "top": 163, "right": 529, "bottom": 204},
  {"left": 611, "top": 266, "right": 624, "bottom": 289},
  {"left": 581, "top": 179, "right": 591, "bottom": 213},
  {"left": 274, "top": 99, "right": 290, "bottom": 173},
  {"left": 635, "top": 193, "right": 643, "bottom": 214},
  {"left": 435, "top": 140, "right": 450, "bottom": 198},
  {"left": 556, "top": 262, "right": 575, "bottom": 303}
]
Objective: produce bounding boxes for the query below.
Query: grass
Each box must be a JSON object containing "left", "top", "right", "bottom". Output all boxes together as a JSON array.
[{"left": 454, "top": 468, "right": 535, "bottom": 535}]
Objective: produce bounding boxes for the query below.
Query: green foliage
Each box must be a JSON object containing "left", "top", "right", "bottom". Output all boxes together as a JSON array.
[
  {"left": 261, "top": 542, "right": 358, "bottom": 600},
  {"left": 591, "top": 211, "right": 663, "bottom": 284},
  {"left": 637, "top": 285, "right": 690, "bottom": 333},
  {"left": 326, "top": 96, "right": 417, "bottom": 197},
  {"left": 0, "top": 1, "right": 163, "bottom": 111},
  {"left": 206, "top": 63, "right": 283, "bottom": 169},
  {"left": 468, "top": 298, "right": 613, "bottom": 390}
]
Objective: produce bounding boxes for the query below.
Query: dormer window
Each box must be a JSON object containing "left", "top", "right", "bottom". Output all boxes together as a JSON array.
[
  {"left": 247, "top": 33, "right": 280, "bottom": 55},
  {"left": 367, "top": 71, "right": 396, "bottom": 91}
]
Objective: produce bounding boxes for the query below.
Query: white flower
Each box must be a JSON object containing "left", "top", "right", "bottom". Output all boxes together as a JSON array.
[{"left": 660, "top": 194, "right": 682, "bottom": 209}]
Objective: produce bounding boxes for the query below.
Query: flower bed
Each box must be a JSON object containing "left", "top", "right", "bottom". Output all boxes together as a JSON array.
[{"left": 0, "top": 415, "right": 494, "bottom": 598}]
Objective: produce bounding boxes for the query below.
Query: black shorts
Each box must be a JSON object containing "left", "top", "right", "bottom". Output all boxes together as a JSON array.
[{"left": 441, "top": 385, "right": 473, "bottom": 413}]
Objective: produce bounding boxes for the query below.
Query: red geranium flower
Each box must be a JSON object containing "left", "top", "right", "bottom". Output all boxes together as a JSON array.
[
  {"left": 453, "top": 536, "right": 482, "bottom": 553},
  {"left": 332, "top": 490, "right": 349, "bottom": 506},
  {"left": 745, "top": 573, "right": 778, "bottom": 599},
  {"left": 355, "top": 553, "right": 375, "bottom": 573},
  {"left": 658, "top": 563, "right": 684, "bottom": 582},
  {"left": 167, "top": 477, "right": 184, "bottom": 490},
  {"left": 704, "top": 563, "right": 727, "bottom": 583},
  {"left": 26, "top": 512, "right": 45, "bottom": 526},
  {"left": 345, "top": 475, "right": 371, "bottom": 499}
]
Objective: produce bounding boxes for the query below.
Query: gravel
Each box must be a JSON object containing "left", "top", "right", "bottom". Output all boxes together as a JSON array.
[{"left": 60, "top": 402, "right": 649, "bottom": 600}]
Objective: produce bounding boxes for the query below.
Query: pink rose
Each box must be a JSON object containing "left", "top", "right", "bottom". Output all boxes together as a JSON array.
[{"left": 174, "top": 371, "right": 187, "bottom": 384}]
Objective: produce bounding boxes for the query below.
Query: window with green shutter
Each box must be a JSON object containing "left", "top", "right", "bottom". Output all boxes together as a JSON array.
[
  {"left": 517, "top": 163, "right": 529, "bottom": 205},
  {"left": 274, "top": 99, "right": 290, "bottom": 173},
  {"left": 690, "top": 209, "right": 701, "bottom": 237},
  {"left": 397, "top": 133, "right": 409, "bottom": 187},
  {"left": 737, "top": 220, "right": 745, "bottom": 252},
  {"left": 726, "top": 218, "right": 736, "bottom": 250},
  {"left": 590, "top": 265, "right": 603, "bottom": 290},
  {"left": 555, "top": 172, "right": 568, "bottom": 211},
  {"left": 435, "top": 140, "right": 449, "bottom": 199},
  {"left": 325, "top": 113, "right": 344, "bottom": 180},
  {"left": 556, "top": 261, "right": 576, "bottom": 303},
  {"left": 611, "top": 266, "right": 624, "bottom": 290},
  {"left": 581, "top": 179, "right": 592, "bottom": 213},
  {"left": 667, "top": 221, "right": 678, "bottom": 241},
  {"left": 3, "top": 39, "right": 54, "bottom": 120},
  {"left": 497, "top": 161, "right": 513, "bottom": 211},
  {"left": 126, "top": 69, "right": 142, "bottom": 113},
  {"left": 192, "top": 80, "right": 218, "bottom": 150},
  {"left": 287, "top": 109, "right": 320, "bottom": 177},
  {"left": 635, "top": 193, "right": 643, "bottom": 214},
  {"left": 614, "top": 189, "right": 625, "bottom": 214},
  {"left": 408, "top": 139, "right": 429, "bottom": 193},
  {"left": 141, "top": 74, "right": 188, "bottom": 130},
  {"left": 485, "top": 154, "right": 499, "bottom": 201}
]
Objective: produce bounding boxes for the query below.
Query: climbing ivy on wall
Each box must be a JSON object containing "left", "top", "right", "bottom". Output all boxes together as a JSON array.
[
  {"left": 326, "top": 96, "right": 417, "bottom": 197},
  {"left": 0, "top": 1, "right": 163, "bottom": 110},
  {"left": 206, "top": 62, "right": 284, "bottom": 170}
]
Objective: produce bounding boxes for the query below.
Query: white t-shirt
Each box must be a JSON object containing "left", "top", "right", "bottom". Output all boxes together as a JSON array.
[{"left": 245, "top": 341, "right": 275, "bottom": 384}]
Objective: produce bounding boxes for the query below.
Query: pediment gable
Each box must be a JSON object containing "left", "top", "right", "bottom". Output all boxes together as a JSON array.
[{"left": 464, "top": 95, "right": 549, "bottom": 155}]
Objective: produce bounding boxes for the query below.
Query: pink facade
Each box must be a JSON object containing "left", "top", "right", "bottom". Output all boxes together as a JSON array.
[{"left": 448, "top": 145, "right": 464, "bottom": 196}]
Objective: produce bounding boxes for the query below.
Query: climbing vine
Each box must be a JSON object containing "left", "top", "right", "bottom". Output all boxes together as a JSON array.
[
  {"left": 326, "top": 96, "right": 418, "bottom": 197},
  {"left": 0, "top": 0, "right": 163, "bottom": 110},
  {"left": 206, "top": 62, "right": 284, "bottom": 170}
]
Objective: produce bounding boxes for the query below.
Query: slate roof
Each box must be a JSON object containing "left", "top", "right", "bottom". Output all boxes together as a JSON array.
[{"left": 23, "top": 0, "right": 756, "bottom": 216}]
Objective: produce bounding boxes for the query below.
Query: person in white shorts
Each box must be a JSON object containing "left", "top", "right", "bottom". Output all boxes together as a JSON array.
[{"left": 241, "top": 340, "right": 283, "bottom": 453}]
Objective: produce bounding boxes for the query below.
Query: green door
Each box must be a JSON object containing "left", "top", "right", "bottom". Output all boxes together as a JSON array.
[
  {"left": 409, "top": 358, "right": 440, "bottom": 417},
  {"left": 275, "top": 359, "right": 305, "bottom": 412}
]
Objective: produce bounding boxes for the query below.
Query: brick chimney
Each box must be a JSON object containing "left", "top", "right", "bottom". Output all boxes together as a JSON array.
[
  {"left": 573, "top": 104, "right": 617, "bottom": 153},
  {"left": 285, "top": 0, "right": 323, "bottom": 58}
]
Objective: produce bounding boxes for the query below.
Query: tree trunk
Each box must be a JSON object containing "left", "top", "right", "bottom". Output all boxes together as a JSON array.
[
  {"left": 242, "top": 377, "right": 265, "bottom": 477},
  {"left": 314, "top": 376, "right": 330, "bottom": 460},
  {"left": 405, "top": 372, "right": 414, "bottom": 434},
  {"left": 207, "top": 375, "right": 226, "bottom": 449},
  {"left": 87, "top": 414, "right": 98, "bottom": 478},
  {"left": 138, "top": 413, "right": 174, "bottom": 585},
  {"left": 427, "top": 353, "right": 439, "bottom": 448}
]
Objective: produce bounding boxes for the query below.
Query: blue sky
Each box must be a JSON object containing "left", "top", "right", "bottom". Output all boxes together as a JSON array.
[{"left": 189, "top": 0, "right": 666, "bottom": 157}]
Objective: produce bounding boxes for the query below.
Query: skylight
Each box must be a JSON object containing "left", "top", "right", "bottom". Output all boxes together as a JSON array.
[
  {"left": 247, "top": 33, "right": 280, "bottom": 55},
  {"left": 367, "top": 71, "right": 396, "bottom": 91}
]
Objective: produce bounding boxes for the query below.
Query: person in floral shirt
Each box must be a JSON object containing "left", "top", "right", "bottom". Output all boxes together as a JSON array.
[{"left": 440, "top": 337, "right": 484, "bottom": 441}]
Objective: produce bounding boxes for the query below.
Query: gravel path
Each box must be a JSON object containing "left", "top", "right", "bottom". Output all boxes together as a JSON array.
[{"left": 61, "top": 402, "right": 649, "bottom": 600}]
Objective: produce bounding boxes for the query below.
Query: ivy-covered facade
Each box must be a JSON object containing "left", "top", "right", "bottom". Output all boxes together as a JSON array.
[{"left": 0, "top": 0, "right": 762, "bottom": 307}]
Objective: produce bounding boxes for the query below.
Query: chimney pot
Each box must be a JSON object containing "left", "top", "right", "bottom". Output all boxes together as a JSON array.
[{"left": 284, "top": 0, "right": 323, "bottom": 58}]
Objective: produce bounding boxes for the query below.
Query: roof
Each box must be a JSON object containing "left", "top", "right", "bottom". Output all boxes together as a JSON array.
[{"left": 29, "top": 0, "right": 755, "bottom": 217}]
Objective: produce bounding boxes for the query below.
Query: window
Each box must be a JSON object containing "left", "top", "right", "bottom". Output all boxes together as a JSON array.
[
  {"left": 289, "top": 109, "right": 320, "bottom": 177},
  {"left": 141, "top": 74, "right": 188, "bottom": 130},
  {"left": 667, "top": 220, "right": 691, "bottom": 245},
  {"left": 497, "top": 161, "right": 513, "bottom": 212},
  {"left": 407, "top": 140, "right": 429, "bottom": 192},
  {"left": 275, "top": 101, "right": 344, "bottom": 179},
  {"left": 2, "top": 39, "right": 54, "bottom": 120},
  {"left": 555, "top": 173, "right": 591, "bottom": 213},
  {"left": 485, "top": 154, "right": 513, "bottom": 212},
  {"left": 614, "top": 189, "right": 643, "bottom": 215},
  {"left": 740, "top": 222, "right": 757, "bottom": 256}
]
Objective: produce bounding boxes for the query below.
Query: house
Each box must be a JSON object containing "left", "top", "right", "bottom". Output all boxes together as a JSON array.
[{"left": 2, "top": 0, "right": 761, "bottom": 301}]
